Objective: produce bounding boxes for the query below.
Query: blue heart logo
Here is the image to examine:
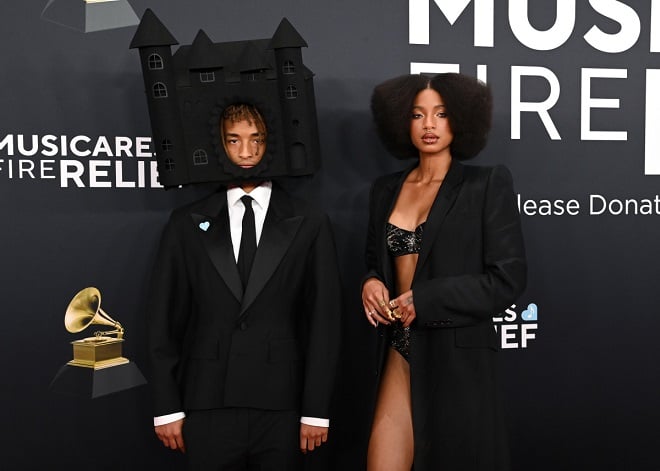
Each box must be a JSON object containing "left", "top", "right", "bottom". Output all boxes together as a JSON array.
[
  {"left": 521, "top": 303, "right": 538, "bottom": 321},
  {"left": 199, "top": 221, "right": 210, "bottom": 232}
]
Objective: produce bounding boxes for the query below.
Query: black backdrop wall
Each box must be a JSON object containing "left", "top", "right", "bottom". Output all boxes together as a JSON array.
[{"left": 2, "top": 1, "right": 659, "bottom": 470}]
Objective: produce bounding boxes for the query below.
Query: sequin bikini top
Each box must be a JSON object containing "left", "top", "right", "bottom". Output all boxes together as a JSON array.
[{"left": 386, "top": 222, "right": 425, "bottom": 257}]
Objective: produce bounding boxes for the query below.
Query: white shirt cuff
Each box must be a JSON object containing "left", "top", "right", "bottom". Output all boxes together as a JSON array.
[
  {"left": 154, "top": 411, "right": 186, "bottom": 427},
  {"left": 155, "top": 412, "right": 327, "bottom": 428},
  {"left": 300, "top": 416, "right": 329, "bottom": 427}
]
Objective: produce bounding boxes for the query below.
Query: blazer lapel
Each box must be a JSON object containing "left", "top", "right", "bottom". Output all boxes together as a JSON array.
[
  {"left": 414, "top": 160, "right": 464, "bottom": 280},
  {"left": 190, "top": 190, "right": 243, "bottom": 303},
  {"left": 239, "top": 186, "right": 303, "bottom": 315},
  {"left": 378, "top": 168, "right": 413, "bottom": 289}
]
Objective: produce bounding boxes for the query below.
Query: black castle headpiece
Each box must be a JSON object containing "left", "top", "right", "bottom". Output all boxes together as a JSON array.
[{"left": 130, "top": 9, "right": 321, "bottom": 188}]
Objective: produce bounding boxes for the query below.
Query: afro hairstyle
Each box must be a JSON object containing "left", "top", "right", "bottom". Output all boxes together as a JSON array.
[{"left": 370, "top": 73, "right": 492, "bottom": 160}]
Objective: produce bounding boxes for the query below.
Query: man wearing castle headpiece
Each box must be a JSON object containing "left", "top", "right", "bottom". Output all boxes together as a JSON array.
[{"left": 131, "top": 10, "right": 341, "bottom": 469}]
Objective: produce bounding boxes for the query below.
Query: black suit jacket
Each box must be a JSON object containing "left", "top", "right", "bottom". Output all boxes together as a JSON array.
[
  {"left": 148, "top": 184, "right": 341, "bottom": 421},
  {"left": 365, "top": 161, "right": 526, "bottom": 470}
]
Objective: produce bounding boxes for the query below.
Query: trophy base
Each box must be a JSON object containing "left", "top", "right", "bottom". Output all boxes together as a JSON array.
[
  {"left": 69, "top": 337, "right": 126, "bottom": 368},
  {"left": 50, "top": 361, "right": 146, "bottom": 398},
  {"left": 41, "top": 0, "right": 139, "bottom": 33},
  {"left": 67, "top": 357, "right": 129, "bottom": 369}
]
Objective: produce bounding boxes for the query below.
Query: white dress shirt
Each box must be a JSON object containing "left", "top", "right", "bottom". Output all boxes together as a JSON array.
[
  {"left": 154, "top": 182, "right": 329, "bottom": 428},
  {"left": 226, "top": 182, "right": 271, "bottom": 262}
]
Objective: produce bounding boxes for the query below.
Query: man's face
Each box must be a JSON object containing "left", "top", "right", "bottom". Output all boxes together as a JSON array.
[{"left": 222, "top": 119, "right": 266, "bottom": 169}]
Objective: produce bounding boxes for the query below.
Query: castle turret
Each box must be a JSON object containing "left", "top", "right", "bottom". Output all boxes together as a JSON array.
[
  {"left": 130, "top": 9, "right": 188, "bottom": 187},
  {"left": 189, "top": 30, "right": 221, "bottom": 73},
  {"left": 268, "top": 18, "right": 320, "bottom": 174}
]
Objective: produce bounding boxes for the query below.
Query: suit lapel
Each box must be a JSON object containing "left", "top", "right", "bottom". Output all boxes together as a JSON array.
[
  {"left": 190, "top": 190, "right": 243, "bottom": 303},
  {"left": 378, "top": 169, "right": 413, "bottom": 289},
  {"left": 414, "top": 160, "right": 464, "bottom": 280},
  {"left": 240, "top": 186, "right": 303, "bottom": 316}
]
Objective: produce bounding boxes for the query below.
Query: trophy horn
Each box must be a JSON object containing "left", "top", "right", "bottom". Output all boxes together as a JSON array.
[{"left": 64, "top": 287, "right": 124, "bottom": 339}]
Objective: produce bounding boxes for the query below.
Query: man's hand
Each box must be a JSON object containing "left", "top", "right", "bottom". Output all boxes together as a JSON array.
[
  {"left": 299, "top": 423, "right": 328, "bottom": 453},
  {"left": 155, "top": 418, "right": 185, "bottom": 453}
]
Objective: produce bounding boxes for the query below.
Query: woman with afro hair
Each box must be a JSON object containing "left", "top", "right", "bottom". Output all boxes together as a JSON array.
[{"left": 361, "top": 73, "right": 527, "bottom": 470}]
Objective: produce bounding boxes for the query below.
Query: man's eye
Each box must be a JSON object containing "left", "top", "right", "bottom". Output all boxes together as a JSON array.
[
  {"left": 411, "top": 113, "right": 423, "bottom": 119},
  {"left": 437, "top": 112, "right": 447, "bottom": 118}
]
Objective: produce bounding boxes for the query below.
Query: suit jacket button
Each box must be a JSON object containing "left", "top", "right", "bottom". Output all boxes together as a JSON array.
[{"left": 239, "top": 321, "right": 248, "bottom": 331}]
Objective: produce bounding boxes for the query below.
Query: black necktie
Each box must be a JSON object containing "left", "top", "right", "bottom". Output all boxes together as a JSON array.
[{"left": 237, "top": 195, "right": 257, "bottom": 288}]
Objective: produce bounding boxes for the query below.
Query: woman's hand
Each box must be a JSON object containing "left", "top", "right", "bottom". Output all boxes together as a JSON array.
[
  {"left": 388, "top": 290, "right": 416, "bottom": 328},
  {"left": 361, "top": 278, "right": 393, "bottom": 327}
]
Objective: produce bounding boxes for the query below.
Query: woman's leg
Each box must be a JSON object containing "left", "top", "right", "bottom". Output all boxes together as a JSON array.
[{"left": 367, "top": 348, "right": 414, "bottom": 471}]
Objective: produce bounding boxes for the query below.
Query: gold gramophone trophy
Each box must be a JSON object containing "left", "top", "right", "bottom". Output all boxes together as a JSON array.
[
  {"left": 50, "top": 287, "right": 146, "bottom": 398},
  {"left": 64, "top": 287, "right": 129, "bottom": 369}
]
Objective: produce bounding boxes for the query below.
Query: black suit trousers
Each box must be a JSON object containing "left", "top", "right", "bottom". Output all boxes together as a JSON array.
[{"left": 184, "top": 408, "right": 301, "bottom": 471}]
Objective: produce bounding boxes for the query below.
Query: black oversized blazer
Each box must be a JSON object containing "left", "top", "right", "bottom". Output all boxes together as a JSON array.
[
  {"left": 147, "top": 184, "right": 341, "bottom": 422},
  {"left": 365, "top": 161, "right": 527, "bottom": 470}
]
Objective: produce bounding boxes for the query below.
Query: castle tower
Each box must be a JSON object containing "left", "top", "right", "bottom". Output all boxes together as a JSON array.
[
  {"left": 184, "top": 29, "right": 224, "bottom": 183},
  {"left": 268, "top": 19, "right": 320, "bottom": 174},
  {"left": 130, "top": 9, "right": 187, "bottom": 187}
]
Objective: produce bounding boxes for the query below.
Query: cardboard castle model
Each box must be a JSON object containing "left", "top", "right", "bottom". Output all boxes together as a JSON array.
[{"left": 130, "top": 9, "right": 321, "bottom": 188}]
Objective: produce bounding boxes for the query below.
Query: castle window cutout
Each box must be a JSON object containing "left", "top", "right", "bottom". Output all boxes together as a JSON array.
[
  {"left": 200, "top": 71, "right": 215, "bottom": 83},
  {"left": 193, "top": 149, "right": 208, "bottom": 166},
  {"left": 163, "top": 158, "right": 175, "bottom": 172},
  {"left": 161, "top": 139, "right": 173, "bottom": 152},
  {"left": 285, "top": 85, "right": 298, "bottom": 99},
  {"left": 246, "top": 72, "right": 262, "bottom": 82},
  {"left": 283, "top": 61, "right": 295, "bottom": 75},
  {"left": 153, "top": 82, "right": 168, "bottom": 98},
  {"left": 148, "top": 53, "right": 164, "bottom": 70}
]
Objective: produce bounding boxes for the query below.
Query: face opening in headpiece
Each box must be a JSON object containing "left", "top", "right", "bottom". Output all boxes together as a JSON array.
[
  {"left": 211, "top": 100, "right": 276, "bottom": 180},
  {"left": 220, "top": 104, "right": 268, "bottom": 170}
]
